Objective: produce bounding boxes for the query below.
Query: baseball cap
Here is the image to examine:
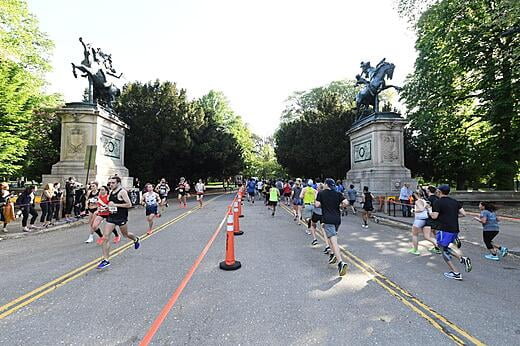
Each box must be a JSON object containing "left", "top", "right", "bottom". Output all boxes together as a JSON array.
[
  {"left": 437, "top": 184, "right": 450, "bottom": 194},
  {"left": 325, "top": 178, "right": 336, "bottom": 189},
  {"left": 307, "top": 179, "right": 313, "bottom": 186}
]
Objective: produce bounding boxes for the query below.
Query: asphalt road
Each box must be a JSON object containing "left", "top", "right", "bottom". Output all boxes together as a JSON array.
[{"left": 0, "top": 193, "right": 519, "bottom": 345}]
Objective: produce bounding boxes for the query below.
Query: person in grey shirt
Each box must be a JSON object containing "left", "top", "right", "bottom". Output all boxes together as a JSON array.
[{"left": 346, "top": 185, "right": 357, "bottom": 214}]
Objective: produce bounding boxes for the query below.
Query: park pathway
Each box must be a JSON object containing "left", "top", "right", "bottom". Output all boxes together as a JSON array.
[{"left": 0, "top": 192, "right": 519, "bottom": 345}]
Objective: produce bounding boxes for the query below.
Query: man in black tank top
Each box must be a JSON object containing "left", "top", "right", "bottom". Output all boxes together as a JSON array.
[{"left": 97, "top": 176, "right": 140, "bottom": 270}]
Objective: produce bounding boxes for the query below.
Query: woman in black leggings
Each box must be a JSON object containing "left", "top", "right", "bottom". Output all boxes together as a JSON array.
[
  {"left": 18, "top": 186, "right": 39, "bottom": 232},
  {"left": 39, "top": 183, "right": 54, "bottom": 227}
]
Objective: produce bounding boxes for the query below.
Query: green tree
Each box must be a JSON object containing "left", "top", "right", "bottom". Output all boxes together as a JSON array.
[
  {"left": 399, "top": 0, "right": 520, "bottom": 189},
  {"left": 0, "top": 0, "right": 54, "bottom": 178},
  {"left": 275, "top": 82, "right": 357, "bottom": 179}
]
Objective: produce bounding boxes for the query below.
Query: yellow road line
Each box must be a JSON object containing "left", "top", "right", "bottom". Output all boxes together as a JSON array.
[
  {"left": 279, "top": 204, "right": 485, "bottom": 346},
  {"left": 0, "top": 194, "right": 225, "bottom": 320}
]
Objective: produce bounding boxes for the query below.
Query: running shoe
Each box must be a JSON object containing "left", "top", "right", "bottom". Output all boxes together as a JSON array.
[
  {"left": 271, "top": 212, "right": 275, "bottom": 217},
  {"left": 134, "top": 237, "right": 140, "bottom": 250},
  {"left": 407, "top": 248, "right": 420, "bottom": 256},
  {"left": 484, "top": 254, "right": 500, "bottom": 261},
  {"left": 443, "top": 271, "right": 462, "bottom": 280},
  {"left": 311, "top": 239, "right": 318, "bottom": 246},
  {"left": 500, "top": 247, "right": 508, "bottom": 257},
  {"left": 328, "top": 253, "right": 337, "bottom": 264},
  {"left": 305, "top": 229, "right": 311, "bottom": 235},
  {"left": 338, "top": 261, "right": 348, "bottom": 276},
  {"left": 454, "top": 237, "right": 462, "bottom": 248},
  {"left": 113, "top": 235, "right": 121, "bottom": 244},
  {"left": 147, "top": 229, "right": 152, "bottom": 235},
  {"left": 96, "top": 237, "right": 104, "bottom": 245},
  {"left": 323, "top": 246, "right": 331, "bottom": 254},
  {"left": 2, "top": 228, "right": 7, "bottom": 233},
  {"left": 22, "top": 227, "right": 30, "bottom": 232},
  {"left": 429, "top": 247, "right": 442, "bottom": 254},
  {"left": 96, "top": 259, "right": 110, "bottom": 269},
  {"left": 460, "top": 257, "right": 472, "bottom": 272},
  {"left": 85, "top": 235, "right": 94, "bottom": 243},
  {"left": 156, "top": 213, "right": 161, "bottom": 218},
  {"left": 165, "top": 203, "right": 169, "bottom": 208}
]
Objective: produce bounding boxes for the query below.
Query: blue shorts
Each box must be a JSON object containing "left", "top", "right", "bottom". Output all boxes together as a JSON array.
[
  {"left": 323, "top": 223, "right": 339, "bottom": 238},
  {"left": 436, "top": 231, "right": 458, "bottom": 247},
  {"left": 146, "top": 205, "right": 159, "bottom": 216},
  {"left": 292, "top": 198, "right": 303, "bottom": 206}
]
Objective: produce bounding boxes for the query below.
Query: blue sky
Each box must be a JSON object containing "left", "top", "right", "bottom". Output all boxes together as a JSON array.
[{"left": 28, "top": 0, "right": 416, "bottom": 136}]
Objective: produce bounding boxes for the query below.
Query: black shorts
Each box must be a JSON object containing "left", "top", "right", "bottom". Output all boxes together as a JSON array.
[
  {"left": 177, "top": 191, "right": 186, "bottom": 197},
  {"left": 424, "top": 218, "right": 440, "bottom": 229},
  {"left": 98, "top": 214, "right": 108, "bottom": 219},
  {"left": 160, "top": 194, "right": 168, "bottom": 200},
  {"left": 311, "top": 212, "right": 322, "bottom": 223},
  {"left": 349, "top": 200, "right": 355, "bottom": 206},
  {"left": 268, "top": 200, "right": 278, "bottom": 206},
  {"left": 363, "top": 205, "right": 374, "bottom": 212},
  {"left": 88, "top": 208, "right": 97, "bottom": 214},
  {"left": 107, "top": 217, "right": 128, "bottom": 226},
  {"left": 248, "top": 191, "right": 255, "bottom": 196},
  {"left": 283, "top": 192, "right": 291, "bottom": 197}
]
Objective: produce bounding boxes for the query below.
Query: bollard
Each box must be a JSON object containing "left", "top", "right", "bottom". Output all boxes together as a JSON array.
[
  {"left": 219, "top": 208, "right": 241, "bottom": 271},
  {"left": 238, "top": 195, "right": 244, "bottom": 218},
  {"left": 233, "top": 200, "right": 244, "bottom": 235}
]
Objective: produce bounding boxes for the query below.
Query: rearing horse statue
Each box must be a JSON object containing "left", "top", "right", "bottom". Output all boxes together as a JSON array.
[
  {"left": 71, "top": 37, "right": 122, "bottom": 108},
  {"left": 354, "top": 58, "right": 401, "bottom": 120}
]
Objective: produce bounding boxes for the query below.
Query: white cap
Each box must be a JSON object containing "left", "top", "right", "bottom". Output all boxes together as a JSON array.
[{"left": 308, "top": 179, "right": 313, "bottom": 185}]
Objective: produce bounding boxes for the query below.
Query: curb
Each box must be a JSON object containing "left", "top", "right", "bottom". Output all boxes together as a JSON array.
[
  {"left": 0, "top": 218, "right": 89, "bottom": 241},
  {"left": 374, "top": 213, "right": 520, "bottom": 258}
]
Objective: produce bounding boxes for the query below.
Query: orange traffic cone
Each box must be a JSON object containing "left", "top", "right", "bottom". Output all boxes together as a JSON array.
[
  {"left": 233, "top": 200, "right": 244, "bottom": 235},
  {"left": 220, "top": 208, "right": 241, "bottom": 271}
]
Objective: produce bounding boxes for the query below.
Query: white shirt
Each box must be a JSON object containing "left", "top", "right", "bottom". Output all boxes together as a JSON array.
[
  {"left": 195, "top": 183, "right": 205, "bottom": 193},
  {"left": 399, "top": 186, "right": 411, "bottom": 200}
]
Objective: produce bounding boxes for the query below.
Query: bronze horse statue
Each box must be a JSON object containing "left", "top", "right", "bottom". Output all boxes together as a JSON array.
[
  {"left": 71, "top": 37, "right": 122, "bottom": 108},
  {"left": 355, "top": 59, "right": 401, "bottom": 119}
]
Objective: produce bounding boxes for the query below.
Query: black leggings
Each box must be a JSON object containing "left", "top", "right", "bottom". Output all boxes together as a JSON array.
[
  {"left": 40, "top": 201, "right": 53, "bottom": 222},
  {"left": 22, "top": 206, "right": 38, "bottom": 227},
  {"left": 483, "top": 231, "right": 499, "bottom": 250},
  {"left": 53, "top": 201, "right": 61, "bottom": 220}
]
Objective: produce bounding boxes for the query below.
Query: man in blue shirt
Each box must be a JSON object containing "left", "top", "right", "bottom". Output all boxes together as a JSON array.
[
  {"left": 246, "top": 178, "right": 257, "bottom": 204},
  {"left": 399, "top": 183, "right": 412, "bottom": 217}
]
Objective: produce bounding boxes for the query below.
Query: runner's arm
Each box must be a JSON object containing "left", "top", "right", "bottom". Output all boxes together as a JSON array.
[
  {"left": 341, "top": 198, "right": 350, "bottom": 207},
  {"left": 458, "top": 207, "right": 466, "bottom": 217}
]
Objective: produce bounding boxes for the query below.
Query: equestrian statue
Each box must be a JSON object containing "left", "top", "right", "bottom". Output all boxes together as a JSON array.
[
  {"left": 354, "top": 58, "right": 401, "bottom": 120},
  {"left": 71, "top": 37, "right": 122, "bottom": 109}
]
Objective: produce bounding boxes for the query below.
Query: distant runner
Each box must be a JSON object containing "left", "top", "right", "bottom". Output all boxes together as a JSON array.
[
  {"left": 142, "top": 183, "right": 161, "bottom": 235},
  {"left": 268, "top": 182, "right": 280, "bottom": 217},
  {"left": 155, "top": 178, "right": 170, "bottom": 213},
  {"left": 195, "top": 179, "right": 205, "bottom": 207},
  {"left": 175, "top": 177, "right": 190, "bottom": 208}
]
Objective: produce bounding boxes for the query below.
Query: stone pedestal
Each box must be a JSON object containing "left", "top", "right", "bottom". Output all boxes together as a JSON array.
[
  {"left": 42, "top": 102, "right": 133, "bottom": 188},
  {"left": 346, "top": 112, "right": 416, "bottom": 196}
]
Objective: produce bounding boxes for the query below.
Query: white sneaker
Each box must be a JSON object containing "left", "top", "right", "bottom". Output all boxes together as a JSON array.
[
  {"left": 85, "top": 234, "right": 94, "bottom": 243},
  {"left": 22, "top": 227, "right": 30, "bottom": 232},
  {"left": 2, "top": 228, "right": 7, "bottom": 233}
]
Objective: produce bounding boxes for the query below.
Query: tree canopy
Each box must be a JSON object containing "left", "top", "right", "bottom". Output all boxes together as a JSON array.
[{"left": 399, "top": 0, "right": 520, "bottom": 189}]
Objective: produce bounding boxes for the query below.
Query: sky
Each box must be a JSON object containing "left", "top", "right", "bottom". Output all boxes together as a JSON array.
[{"left": 27, "top": 0, "right": 417, "bottom": 137}]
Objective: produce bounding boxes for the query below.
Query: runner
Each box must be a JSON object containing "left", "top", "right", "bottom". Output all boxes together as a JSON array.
[
  {"left": 262, "top": 180, "right": 271, "bottom": 206},
  {"left": 408, "top": 193, "right": 437, "bottom": 255},
  {"left": 175, "top": 177, "right": 189, "bottom": 208},
  {"left": 361, "top": 186, "right": 374, "bottom": 229},
  {"left": 423, "top": 186, "right": 441, "bottom": 253},
  {"left": 291, "top": 179, "right": 303, "bottom": 222},
  {"left": 85, "top": 182, "right": 101, "bottom": 243},
  {"left": 141, "top": 183, "right": 161, "bottom": 235},
  {"left": 268, "top": 182, "right": 280, "bottom": 216},
  {"left": 282, "top": 181, "right": 292, "bottom": 206},
  {"left": 195, "top": 179, "right": 205, "bottom": 208},
  {"left": 428, "top": 184, "right": 472, "bottom": 280},
  {"left": 301, "top": 180, "right": 318, "bottom": 243},
  {"left": 155, "top": 178, "right": 170, "bottom": 213},
  {"left": 315, "top": 178, "right": 349, "bottom": 276},
  {"left": 346, "top": 184, "right": 357, "bottom": 214},
  {"left": 275, "top": 179, "right": 284, "bottom": 198},
  {"left": 97, "top": 176, "right": 140, "bottom": 269},
  {"left": 474, "top": 201, "right": 508, "bottom": 260},
  {"left": 256, "top": 180, "right": 264, "bottom": 199},
  {"left": 246, "top": 178, "right": 256, "bottom": 204},
  {"left": 90, "top": 185, "right": 120, "bottom": 245}
]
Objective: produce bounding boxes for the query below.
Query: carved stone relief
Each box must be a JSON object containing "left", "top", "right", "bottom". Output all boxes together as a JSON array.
[{"left": 382, "top": 135, "right": 399, "bottom": 162}]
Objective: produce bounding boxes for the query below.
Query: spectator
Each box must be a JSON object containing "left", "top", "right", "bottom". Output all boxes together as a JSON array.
[
  {"left": 17, "top": 186, "right": 39, "bottom": 232},
  {"left": 1, "top": 182, "right": 15, "bottom": 233},
  {"left": 39, "top": 183, "right": 54, "bottom": 228},
  {"left": 399, "top": 182, "right": 412, "bottom": 217},
  {"left": 74, "top": 185, "right": 87, "bottom": 217},
  {"left": 64, "top": 177, "right": 76, "bottom": 221},
  {"left": 52, "top": 182, "right": 63, "bottom": 221}
]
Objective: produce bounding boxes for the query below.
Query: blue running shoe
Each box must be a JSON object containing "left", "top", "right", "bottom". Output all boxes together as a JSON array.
[
  {"left": 134, "top": 237, "right": 140, "bottom": 250},
  {"left": 500, "top": 247, "right": 508, "bottom": 257},
  {"left": 484, "top": 254, "right": 500, "bottom": 261},
  {"left": 97, "top": 259, "right": 110, "bottom": 269}
]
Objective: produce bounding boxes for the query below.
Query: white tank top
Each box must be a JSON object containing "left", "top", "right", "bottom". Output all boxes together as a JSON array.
[{"left": 144, "top": 193, "right": 158, "bottom": 206}]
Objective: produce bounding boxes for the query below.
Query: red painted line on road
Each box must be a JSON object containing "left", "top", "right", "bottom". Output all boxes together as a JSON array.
[{"left": 140, "top": 209, "right": 229, "bottom": 345}]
